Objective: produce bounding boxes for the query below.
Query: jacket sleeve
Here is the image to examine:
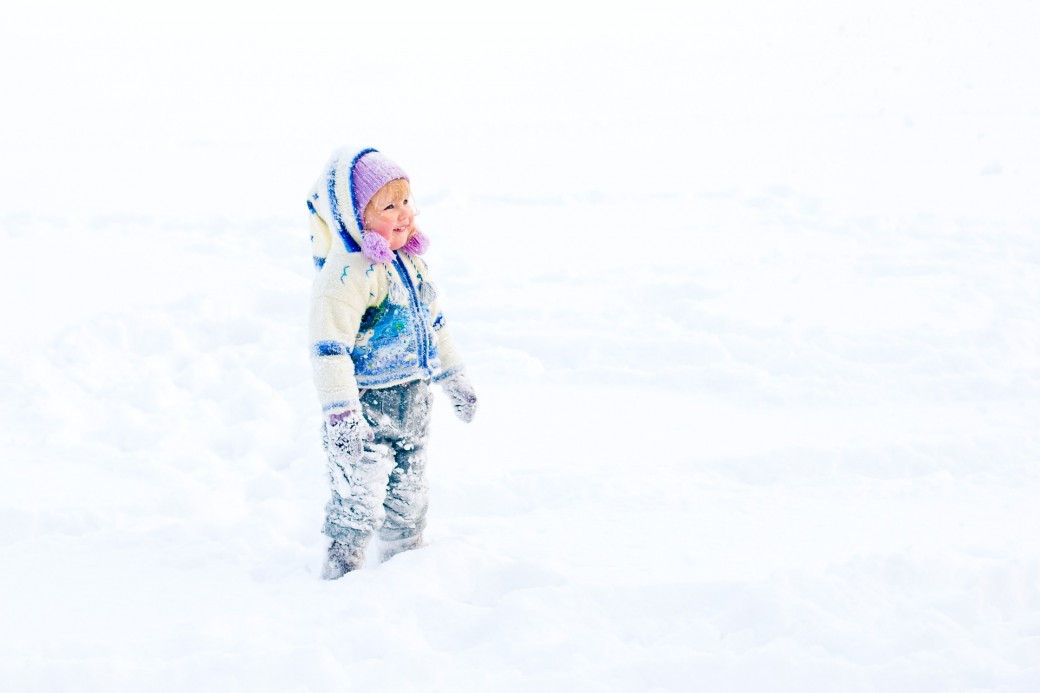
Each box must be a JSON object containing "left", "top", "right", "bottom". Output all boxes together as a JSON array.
[
  {"left": 309, "top": 249, "right": 375, "bottom": 417},
  {"left": 432, "top": 311, "right": 465, "bottom": 382}
]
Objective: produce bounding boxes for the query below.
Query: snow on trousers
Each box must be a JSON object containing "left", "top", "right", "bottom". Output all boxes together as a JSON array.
[{"left": 322, "top": 379, "right": 432, "bottom": 562}]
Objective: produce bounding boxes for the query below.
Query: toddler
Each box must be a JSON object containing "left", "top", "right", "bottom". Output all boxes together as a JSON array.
[{"left": 305, "top": 146, "right": 477, "bottom": 579}]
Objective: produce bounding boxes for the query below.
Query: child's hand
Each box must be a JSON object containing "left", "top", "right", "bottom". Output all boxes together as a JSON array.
[
  {"left": 322, "top": 410, "right": 374, "bottom": 499},
  {"left": 439, "top": 372, "right": 477, "bottom": 423},
  {"left": 325, "top": 410, "right": 374, "bottom": 459}
]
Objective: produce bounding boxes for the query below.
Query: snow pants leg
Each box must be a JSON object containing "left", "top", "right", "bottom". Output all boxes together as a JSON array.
[{"left": 322, "top": 379, "right": 432, "bottom": 566}]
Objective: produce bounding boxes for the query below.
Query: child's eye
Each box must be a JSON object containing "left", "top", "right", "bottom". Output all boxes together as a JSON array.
[
  {"left": 383, "top": 203, "right": 395, "bottom": 211},
  {"left": 403, "top": 199, "right": 409, "bottom": 205}
]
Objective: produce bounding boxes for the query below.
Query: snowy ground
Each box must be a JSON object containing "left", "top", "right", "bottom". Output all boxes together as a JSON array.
[{"left": 2, "top": 2, "right": 1039, "bottom": 691}]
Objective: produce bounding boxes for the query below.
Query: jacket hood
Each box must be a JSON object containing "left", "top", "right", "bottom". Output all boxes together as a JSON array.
[{"left": 308, "top": 146, "right": 376, "bottom": 261}]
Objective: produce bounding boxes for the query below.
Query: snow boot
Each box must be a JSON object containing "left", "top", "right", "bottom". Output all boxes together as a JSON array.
[{"left": 321, "top": 539, "right": 365, "bottom": 580}]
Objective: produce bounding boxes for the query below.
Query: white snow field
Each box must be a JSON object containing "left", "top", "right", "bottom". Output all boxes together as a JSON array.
[{"left": 2, "top": 2, "right": 1039, "bottom": 691}]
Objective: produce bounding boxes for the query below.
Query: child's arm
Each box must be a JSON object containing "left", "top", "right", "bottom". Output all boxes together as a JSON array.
[
  {"left": 417, "top": 258, "right": 477, "bottom": 422},
  {"left": 309, "top": 252, "right": 374, "bottom": 420},
  {"left": 432, "top": 315, "right": 477, "bottom": 422},
  {"left": 431, "top": 309, "right": 465, "bottom": 384}
]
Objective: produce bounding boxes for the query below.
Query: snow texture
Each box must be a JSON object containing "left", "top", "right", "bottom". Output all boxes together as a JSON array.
[{"left": 2, "top": 1, "right": 1039, "bottom": 691}]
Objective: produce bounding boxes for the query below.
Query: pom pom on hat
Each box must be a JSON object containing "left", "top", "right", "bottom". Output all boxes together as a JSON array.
[
  {"left": 352, "top": 151, "right": 409, "bottom": 220},
  {"left": 361, "top": 231, "right": 394, "bottom": 263}
]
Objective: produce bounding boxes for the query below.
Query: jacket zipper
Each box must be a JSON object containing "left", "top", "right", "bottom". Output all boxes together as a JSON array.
[{"left": 392, "top": 252, "right": 430, "bottom": 371}]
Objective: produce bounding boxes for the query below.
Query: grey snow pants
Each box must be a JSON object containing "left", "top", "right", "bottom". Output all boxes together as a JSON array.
[{"left": 321, "top": 379, "right": 432, "bottom": 563}]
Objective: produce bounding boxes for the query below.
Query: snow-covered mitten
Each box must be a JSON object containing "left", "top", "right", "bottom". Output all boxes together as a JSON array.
[
  {"left": 439, "top": 372, "right": 477, "bottom": 423},
  {"left": 323, "top": 410, "right": 375, "bottom": 498},
  {"left": 326, "top": 409, "right": 374, "bottom": 457}
]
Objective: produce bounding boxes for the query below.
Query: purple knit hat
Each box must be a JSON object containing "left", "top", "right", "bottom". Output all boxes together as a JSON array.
[{"left": 351, "top": 151, "right": 409, "bottom": 223}]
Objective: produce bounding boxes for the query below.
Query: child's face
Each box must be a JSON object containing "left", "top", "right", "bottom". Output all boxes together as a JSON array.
[{"left": 363, "top": 181, "right": 415, "bottom": 251}]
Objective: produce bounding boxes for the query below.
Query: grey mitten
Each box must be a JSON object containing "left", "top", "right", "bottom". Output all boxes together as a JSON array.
[
  {"left": 439, "top": 372, "right": 478, "bottom": 423},
  {"left": 323, "top": 411, "right": 374, "bottom": 497}
]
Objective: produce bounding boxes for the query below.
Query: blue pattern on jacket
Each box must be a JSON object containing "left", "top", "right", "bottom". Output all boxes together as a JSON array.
[{"left": 335, "top": 252, "right": 442, "bottom": 388}]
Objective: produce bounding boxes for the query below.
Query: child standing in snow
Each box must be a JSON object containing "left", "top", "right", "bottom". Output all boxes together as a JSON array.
[{"left": 306, "top": 147, "right": 477, "bottom": 579}]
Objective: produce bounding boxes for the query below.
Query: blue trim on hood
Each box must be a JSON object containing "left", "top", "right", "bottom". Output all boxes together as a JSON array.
[
  {"left": 327, "top": 155, "right": 364, "bottom": 254},
  {"left": 348, "top": 147, "right": 378, "bottom": 232}
]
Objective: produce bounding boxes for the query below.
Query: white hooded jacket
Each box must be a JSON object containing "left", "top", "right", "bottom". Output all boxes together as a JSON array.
[{"left": 306, "top": 146, "right": 464, "bottom": 417}]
